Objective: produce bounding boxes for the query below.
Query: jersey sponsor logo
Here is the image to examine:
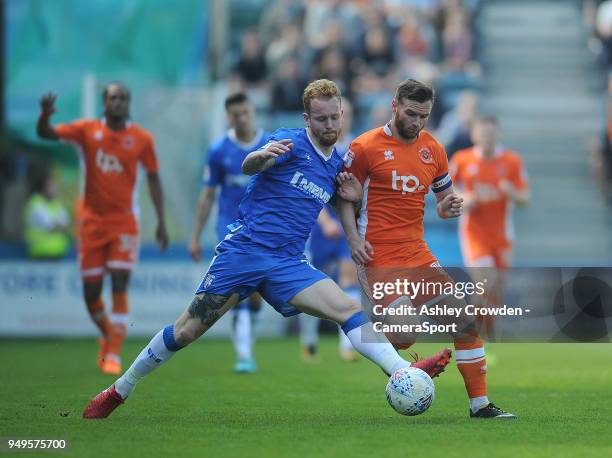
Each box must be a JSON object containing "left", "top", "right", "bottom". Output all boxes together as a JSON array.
[
  {"left": 419, "top": 147, "right": 433, "bottom": 164},
  {"left": 391, "top": 170, "right": 424, "bottom": 194},
  {"left": 96, "top": 149, "right": 123, "bottom": 174},
  {"left": 289, "top": 171, "right": 332, "bottom": 203},
  {"left": 384, "top": 150, "right": 394, "bottom": 161},
  {"left": 344, "top": 149, "right": 355, "bottom": 167}
]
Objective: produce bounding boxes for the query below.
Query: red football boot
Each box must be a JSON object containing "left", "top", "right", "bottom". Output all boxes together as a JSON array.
[
  {"left": 83, "top": 385, "right": 124, "bottom": 419},
  {"left": 410, "top": 348, "right": 452, "bottom": 378}
]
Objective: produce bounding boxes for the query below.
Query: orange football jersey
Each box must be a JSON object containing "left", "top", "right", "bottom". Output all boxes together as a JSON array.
[
  {"left": 55, "top": 119, "right": 158, "bottom": 221},
  {"left": 344, "top": 124, "right": 451, "bottom": 245},
  {"left": 450, "top": 145, "right": 528, "bottom": 246}
]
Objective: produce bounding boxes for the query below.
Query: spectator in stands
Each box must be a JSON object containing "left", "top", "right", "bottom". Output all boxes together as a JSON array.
[
  {"left": 233, "top": 30, "right": 268, "bottom": 89},
  {"left": 436, "top": 89, "right": 479, "bottom": 157},
  {"left": 24, "top": 171, "right": 71, "bottom": 260},
  {"left": 270, "top": 55, "right": 308, "bottom": 113},
  {"left": 596, "top": 0, "right": 612, "bottom": 68}
]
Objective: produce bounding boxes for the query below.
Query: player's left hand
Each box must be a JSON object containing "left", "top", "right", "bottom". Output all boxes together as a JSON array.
[
  {"left": 156, "top": 222, "right": 169, "bottom": 252},
  {"left": 438, "top": 193, "right": 463, "bottom": 218},
  {"left": 336, "top": 172, "right": 362, "bottom": 202}
]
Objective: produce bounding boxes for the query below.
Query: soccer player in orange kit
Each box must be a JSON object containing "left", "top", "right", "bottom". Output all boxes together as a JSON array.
[
  {"left": 37, "top": 82, "right": 168, "bottom": 375},
  {"left": 339, "top": 79, "right": 516, "bottom": 418},
  {"left": 450, "top": 116, "right": 529, "bottom": 339}
]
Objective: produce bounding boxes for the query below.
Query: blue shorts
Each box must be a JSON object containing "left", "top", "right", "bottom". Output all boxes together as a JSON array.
[{"left": 196, "top": 229, "right": 328, "bottom": 317}]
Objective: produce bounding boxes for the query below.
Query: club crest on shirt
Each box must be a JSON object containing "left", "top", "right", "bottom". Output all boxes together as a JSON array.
[
  {"left": 94, "top": 130, "right": 103, "bottom": 141},
  {"left": 344, "top": 149, "right": 355, "bottom": 167},
  {"left": 419, "top": 147, "right": 432, "bottom": 164},
  {"left": 384, "top": 150, "right": 394, "bottom": 161},
  {"left": 122, "top": 135, "right": 134, "bottom": 149}
]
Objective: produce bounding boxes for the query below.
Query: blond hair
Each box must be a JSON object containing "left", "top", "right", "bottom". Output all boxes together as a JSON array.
[{"left": 302, "top": 79, "right": 341, "bottom": 113}]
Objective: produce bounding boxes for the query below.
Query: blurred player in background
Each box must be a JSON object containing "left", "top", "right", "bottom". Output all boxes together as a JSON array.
[
  {"left": 450, "top": 116, "right": 529, "bottom": 339},
  {"left": 83, "top": 79, "right": 451, "bottom": 419},
  {"left": 340, "top": 79, "right": 516, "bottom": 418},
  {"left": 189, "top": 92, "right": 268, "bottom": 373},
  {"left": 37, "top": 82, "right": 168, "bottom": 375},
  {"left": 300, "top": 98, "right": 358, "bottom": 362}
]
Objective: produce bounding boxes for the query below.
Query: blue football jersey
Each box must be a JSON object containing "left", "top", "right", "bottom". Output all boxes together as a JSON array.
[
  {"left": 203, "top": 128, "right": 269, "bottom": 240},
  {"left": 236, "top": 128, "right": 345, "bottom": 256}
]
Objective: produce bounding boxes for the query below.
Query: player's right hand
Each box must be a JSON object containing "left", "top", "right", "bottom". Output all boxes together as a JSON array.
[
  {"left": 260, "top": 139, "right": 293, "bottom": 159},
  {"left": 347, "top": 236, "right": 374, "bottom": 265},
  {"left": 189, "top": 239, "right": 202, "bottom": 262},
  {"left": 40, "top": 92, "right": 57, "bottom": 115}
]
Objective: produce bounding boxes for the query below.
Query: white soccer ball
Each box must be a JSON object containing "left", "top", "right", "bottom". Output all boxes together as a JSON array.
[{"left": 386, "top": 366, "right": 435, "bottom": 416}]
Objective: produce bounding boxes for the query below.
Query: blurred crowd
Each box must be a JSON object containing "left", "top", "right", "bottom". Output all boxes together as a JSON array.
[
  {"left": 228, "top": 0, "right": 483, "bottom": 156},
  {"left": 585, "top": 0, "right": 612, "bottom": 203}
]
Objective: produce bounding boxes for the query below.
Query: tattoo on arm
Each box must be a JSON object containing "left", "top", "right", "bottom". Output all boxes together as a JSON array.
[{"left": 187, "top": 293, "right": 229, "bottom": 327}]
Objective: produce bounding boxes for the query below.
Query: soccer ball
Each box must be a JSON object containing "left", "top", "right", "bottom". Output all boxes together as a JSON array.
[{"left": 385, "top": 367, "right": 435, "bottom": 416}]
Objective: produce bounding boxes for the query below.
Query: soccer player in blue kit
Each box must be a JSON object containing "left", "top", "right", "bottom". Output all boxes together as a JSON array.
[
  {"left": 189, "top": 92, "right": 267, "bottom": 373},
  {"left": 300, "top": 98, "right": 359, "bottom": 362},
  {"left": 83, "top": 79, "right": 451, "bottom": 419}
]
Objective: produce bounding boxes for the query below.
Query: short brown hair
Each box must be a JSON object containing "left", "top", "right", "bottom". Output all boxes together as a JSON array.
[
  {"left": 302, "top": 79, "right": 341, "bottom": 113},
  {"left": 395, "top": 79, "right": 434, "bottom": 104}
]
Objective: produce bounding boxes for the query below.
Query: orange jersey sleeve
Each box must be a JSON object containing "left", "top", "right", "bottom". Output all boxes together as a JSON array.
[
  {"left": 344, "top": 140, "right": 369, "bottom": 185},
  {"left": 55, "top": 119, "right": 92, "bottom": 146},
  {"left": 507, "top": 152, "right": 528, "bottom": 191},
  {"left": 138, "top": 130, "right": 159, "bottom": 173}
]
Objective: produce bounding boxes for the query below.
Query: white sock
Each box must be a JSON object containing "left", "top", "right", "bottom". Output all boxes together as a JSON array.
[
  {"left": 470, "top": 396, "right": 490, "bottom": 413},
  {"left": 339, "top": 286, "right": 360, "bottom": 353},
  {"left": 114, "top": 326, "right": 181, "bottom": 399},
  {"left": 338, "top": 326, "right": 354, "bottom": 352},
  {"left": 299, "top": 313, "right": 320, "bottom": 348},
  {"left": 232, "top": 307, "right": 252, "bottom": 360},
  {"left": 344, "top": 321, "right": 410, "bottom": 375}
]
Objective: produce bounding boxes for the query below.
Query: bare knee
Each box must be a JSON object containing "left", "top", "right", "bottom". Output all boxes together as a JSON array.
[
  {"left": 172, "top": 322, "right": 200, "bottom": 346},
  {"left": 173, "top": 292, "right": 238, "bottom": 345}
]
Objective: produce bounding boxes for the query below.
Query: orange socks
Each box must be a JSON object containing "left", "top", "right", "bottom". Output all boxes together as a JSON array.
[
  {"left": 454, "top": 336, "right": 488, "bottom": 407},
  {"left": 86, "top": 298, "right": 112, "bottom": 338},
  {"left": 108, "top": 292, "right": 129, "bottom": 358}
]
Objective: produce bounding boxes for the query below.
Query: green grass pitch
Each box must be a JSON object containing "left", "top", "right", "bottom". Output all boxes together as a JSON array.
[{"left": 1, "top": 338, "right": 611, "bottom": 458}]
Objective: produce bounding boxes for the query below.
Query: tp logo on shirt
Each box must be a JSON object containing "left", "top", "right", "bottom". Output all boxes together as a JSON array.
[
  {"left": 96, "top": 149, "right": 123, "bottom": 174},
  {"left": 391, "top": 170, "right": 424, "bottom": 194}
]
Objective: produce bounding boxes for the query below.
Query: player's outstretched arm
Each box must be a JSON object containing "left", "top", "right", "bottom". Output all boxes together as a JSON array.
[
  {"left": 189, "top": 186, "right": 216, "bottom": 262},
  {"left": 146, "top": 172, "right": 169, "bottom": 251},
  {"left": 435, "top": 187, "right": 463, "bottom": 219},
  {"left": 37, "top": 92, "right": 59, "bottom": 140},
  {"left": 242, "top": 139, "right": 293, "bottom": 175}
]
